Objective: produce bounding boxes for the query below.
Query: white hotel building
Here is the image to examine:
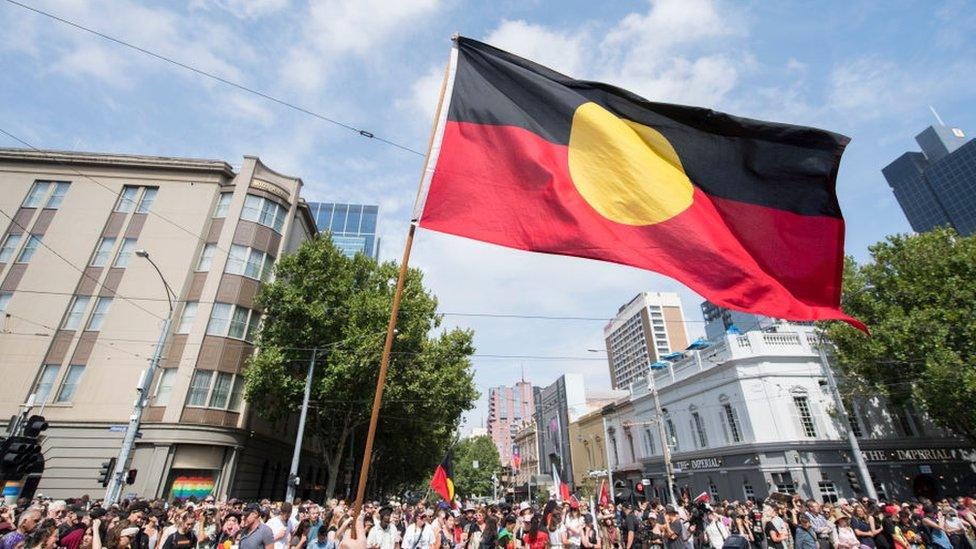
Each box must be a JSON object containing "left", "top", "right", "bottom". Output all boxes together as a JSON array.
[{"left": 600, "top": 327, "right": 975, "bottom": 502}]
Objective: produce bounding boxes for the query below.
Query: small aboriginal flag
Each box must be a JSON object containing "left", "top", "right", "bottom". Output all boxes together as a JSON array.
[
  {"left": 414, "top": 36, "right": 864, "bottom": 331},
  {"left": 430, "top": 453, "right": 455, "bottom": 503}
]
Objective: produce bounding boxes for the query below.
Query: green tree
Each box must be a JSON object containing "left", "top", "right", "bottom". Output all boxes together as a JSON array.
[
  {"left": 826, "top": 228, "right": 976, "bottom": 443},
  {"left": 243, "top": 235, "right": 479, "bottom": 498},
  {"left": 453, "top": 435, "right": 501, "bottom": 498}
]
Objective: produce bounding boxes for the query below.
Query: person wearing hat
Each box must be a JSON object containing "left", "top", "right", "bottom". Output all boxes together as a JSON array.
[
  {"left": 240, "top": 504, "right": 275, "bottom": 549},
  {"left": 834, "top": 514, "right": 859, "bottom": 549}
]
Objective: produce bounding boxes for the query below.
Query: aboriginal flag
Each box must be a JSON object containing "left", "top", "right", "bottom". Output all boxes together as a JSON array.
[
  {"left": 430, "top": 454, "right": 455, "bottom": 503},
  {"left": 414, "top": 37, "right": 864, "bottom": 330}
]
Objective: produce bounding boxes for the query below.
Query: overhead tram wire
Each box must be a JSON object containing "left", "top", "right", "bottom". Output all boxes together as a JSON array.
[{"left": 2, "top": 0, "right": 424, "bottom": 157}]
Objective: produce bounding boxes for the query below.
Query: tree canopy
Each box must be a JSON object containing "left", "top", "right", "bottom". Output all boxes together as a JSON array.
[
  {"left": 827, "top": 228, "right": 976, "bottom": 443},
  {"left": 243, "top": 235, "right": 479, "bottom": 497},
  {"left": 453, "top": 435, "right": 501, "bottom": 498}
]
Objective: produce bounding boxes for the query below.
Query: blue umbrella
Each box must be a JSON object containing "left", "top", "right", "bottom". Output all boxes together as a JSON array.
[
  {"left": 725, "top": 325, "right": 741, "bottom": 335},
  {"left": 650, "top": 361, "right": 670, "bottom": 370},
  {"left": 686, "top": 338, "right": 710, "bottom": 350},
  {"left": 660, "top": 351, "right": 685, "bottom": 361}
]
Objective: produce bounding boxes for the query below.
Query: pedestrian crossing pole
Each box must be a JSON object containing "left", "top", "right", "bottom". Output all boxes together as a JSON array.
[
  {"left": 816, "top": 331, "right": 877, "bottom": 500},
  {"left": 350, "top": 37, "right": 456, "bottom": 536},
  {"left": 286, "top": 348, "right": 316, "bottom": 503}
]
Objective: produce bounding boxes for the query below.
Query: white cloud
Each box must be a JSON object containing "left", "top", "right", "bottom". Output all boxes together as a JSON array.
[
  {"left": 192, "top": 0, "right": 290, "bottom": 19},
  {"left": 279, "top": 0, "right": 441, "bottom": 92},
  {"left": 398, "top": 65, "right": 446, "bottom": 123},
  {"left": 484, "top": 19, "right": 586, "bottom": 76}
]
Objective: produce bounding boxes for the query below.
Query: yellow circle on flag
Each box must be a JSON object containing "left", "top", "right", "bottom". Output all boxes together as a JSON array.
[{"left": 568, "top": 102, "right": 694, "bottom": 225}]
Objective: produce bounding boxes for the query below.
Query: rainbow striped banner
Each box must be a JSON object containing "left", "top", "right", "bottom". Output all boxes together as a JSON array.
[{"left": 170, "top": 475, "right": 215, "bottom": 499}]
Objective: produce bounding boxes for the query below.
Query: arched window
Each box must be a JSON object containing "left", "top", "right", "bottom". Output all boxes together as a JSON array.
[
  {"left": 791, "top": 387, "right": 818, "bottom": 438},
  {"left": 719, "top": 394, "right": 743, "bottom": 443}
]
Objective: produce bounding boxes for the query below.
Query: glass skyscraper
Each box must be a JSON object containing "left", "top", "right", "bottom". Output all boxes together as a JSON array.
[
  {"left": 307, "top": 202, "right": 380, "bottom": 259},
  {"left": 882, "top": 124, "right": 975, "bottom": 236}
]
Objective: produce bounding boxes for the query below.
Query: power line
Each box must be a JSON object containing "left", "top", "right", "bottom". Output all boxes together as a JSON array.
[{"left": 1, "top": 0, "right": 425, "bottom": 157}]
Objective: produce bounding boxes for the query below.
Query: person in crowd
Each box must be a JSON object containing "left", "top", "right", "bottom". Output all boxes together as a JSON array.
[
  {"left": 703, "top": 508, "right": 729, "bottom": 549},
  {"left": 793, "top": 516, "right": 817, "bottom": 549},
  {"left": 161, "top": 512, "right": 197, "bottom": 549},
  {"left": 833, "top": 515, "right": 860, "bottom": 549},
  {"left": 402, "top": 511, "right": 434, "bottom": 549},
  {"left": 366, "top": 508, "right": 398, "bottom": 549}
]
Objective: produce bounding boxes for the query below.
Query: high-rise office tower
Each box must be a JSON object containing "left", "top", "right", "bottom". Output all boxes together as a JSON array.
[
  {"left": 882, "top": 123, "right": 975, "bottom": 235},
  {"left": 604, "top": 292, "right": 689, "bottom": 389},
  {"left": 486, "top": 380, "right": 537, "bottom": 467},
  {"left": 307, "top": 202, "right": 380, "bottom": 258}
]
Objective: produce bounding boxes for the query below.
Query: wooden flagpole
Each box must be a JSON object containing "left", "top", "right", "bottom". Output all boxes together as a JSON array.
[{"left": 350, "top": 38, "right": 456, "bottom": 532}]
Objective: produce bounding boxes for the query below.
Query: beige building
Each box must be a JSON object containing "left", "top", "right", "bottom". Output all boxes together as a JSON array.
[
  {"left": 0, "top": 148, "right": 321, "bottom": 500},
  {"left": 510, "top": 420, "right": 538, "bottom": 499},
  {"left": 603, "top": 292, "right": 689, "bottom": 389}
]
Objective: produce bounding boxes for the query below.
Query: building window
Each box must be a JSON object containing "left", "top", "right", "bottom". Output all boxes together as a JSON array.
[
  {"left": 209, "top": 372, "right": 234, "bottom": 408},
  {"left": 213, "top": 193, "right": 232, "bottom": 218},
  {"left": 187, "top": 370, "right": 214, "bottom": 406},
  {"left": 45, "top": 182, "right": 71, "bottom": 209},
  {"left": 626, "top": 431, "right": 636, "bottom": 463},
  {"left": 23, "top": 181, "right": 51, "bottom": 208},
  {"left": 773, "top": 472, "right": 797, "bottom": 494},
  {"left": 610, "top": 435, "right": 619, "bottom": 466},
  {"left": 55, "top": 364, "right": 85, "bottom": 403},
  {"left": 871, "top": 474, "right": 887, "bottom": 501},
  {"left": 692, "top": 411, "right": 708, "bottom": 448},
  {"left": 241, "top": 195, "right": 286, "bottom": 232},
  {"left": 0, "top": 292, "right": 11, "bottom": 314},
  {"left": 154, "top": 368, "right": 177, "bottom": 406},
  {"left": 793, "top": 395, "right": 817, "bottom": 438},
  {"left": 644, "top": 428, "right": 655, "bottom": 455},
  {"left": 16, "top": 234, "right": 42, "bottom": 264},
  {"left": 196, "top": 243, "right": 217, "bottom": 271},
  {"left": 228, "top": 376, "right": 244, "bottom": 411},
  {"left": 115, "top": 186, "right": 139, "bottom": 213},
  {"left": 724, "top": 403, "right": 743, "bottom": 442},
  {"left": 818, "top": 481, "right": 839, "bottom": 504},
  {"left": 113, "top": 238, "right": 137, "bottom": 268},
  {"left": 187, "top": 370, "right": 244, "bottom": 410},
  {"left": 665, "top": 415, "right": 679, "bottom": 450},
  {"left": 176, "top": 302, "right": 198, "bottom": 334},
  {"left": 0, "top": 234, "right": 21, "bottom": 262},
  {"left": 136, "top": 187, "right": 157, "bottom": 214},
  {"left": 86, "top": 297, "right": 113, "bottom": 331},
  {"left": 845, "top": 400, "right": 863, "bottom": 438},
  {"left": 207, "top": 302, "right": 259, "bottom": 342},
  {"left": 709, "top": 481, "right": 720, "bottom": 501},
  {"left": 743, "top": 483, "right": 755, "bottom": 501},
  {"left": 32, "top": 364, "right": 59, "bottom": 402},
  {"left": 91, "top": 237, "right": 117, "bottom": 267},
  {"left": 63, "top": 296, "right": 91, "bottom": 330}
]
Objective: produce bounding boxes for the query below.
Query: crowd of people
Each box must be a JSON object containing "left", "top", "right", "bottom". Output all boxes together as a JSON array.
[{"left": 0, "top": 492, "right": 973, "bottom": 549}]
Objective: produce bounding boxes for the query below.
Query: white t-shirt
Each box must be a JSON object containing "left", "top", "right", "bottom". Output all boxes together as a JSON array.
[
  {"left": 548, "top": 526, "right": 565, "bottom": 548},
  {"left": 403, "top": 523, "right": 434, "bottom": 549},
  {"left": 565, "top": 517, "right": 583, "bottom": 545},
  {"left": 267, "top": 516, "right": 294, "bottom": 549}
]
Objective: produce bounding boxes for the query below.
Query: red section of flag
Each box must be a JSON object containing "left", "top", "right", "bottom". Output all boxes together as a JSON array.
[
  {"left": 599, "top": 480, "right": 610, "bottom": 506},
  {"left": 420, "top": 121, "right": 865, "bottom": 331},
  {"left": 694, "top": 491, "right": 710, "bottom": 503},
  {"left": 430, "top": 463, "right": 453, "bottom": 502}
]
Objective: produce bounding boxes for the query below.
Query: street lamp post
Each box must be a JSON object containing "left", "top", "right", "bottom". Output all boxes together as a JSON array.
[
  {"left": 286, "top": 348, "right": 317, "bottom": 503},
  {"left": 648, "top": 373, "right": 677, "bottom": 505},
  {"left": 600, "top": 414, "right": 616, "bottom": 504},
  {"left": 104, "top": 250, "right": 175, "bottom": 504}
]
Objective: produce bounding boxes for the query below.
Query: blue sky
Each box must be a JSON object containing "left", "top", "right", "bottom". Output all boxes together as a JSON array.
[{"left": 2, "top": 0, "right": 974, "bottom": 431}]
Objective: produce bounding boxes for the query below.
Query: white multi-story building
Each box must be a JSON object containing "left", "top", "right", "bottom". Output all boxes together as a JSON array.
[
  {"left": 598, "top": 330, "right": 975, "bottom": 503},
  {"left": 604, "top": 292, "right": 690, "bottom": 390}
]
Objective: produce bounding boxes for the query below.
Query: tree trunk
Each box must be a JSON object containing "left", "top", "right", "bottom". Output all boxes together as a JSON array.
[{"left": 322, "top": 415, "right": 355, "bottom": 500}]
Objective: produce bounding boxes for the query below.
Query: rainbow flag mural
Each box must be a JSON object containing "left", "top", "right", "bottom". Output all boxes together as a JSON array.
[{"left": 170, "top": 475, "right": 215, "bottom": 500}]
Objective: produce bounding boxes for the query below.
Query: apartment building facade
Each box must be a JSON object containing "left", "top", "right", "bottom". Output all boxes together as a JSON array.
[
  {"left": 604, "top": 292, "right": 690, "bottom": 390},
  {"left": 0, "top": 149, "right": 320, "bottom": 500}
]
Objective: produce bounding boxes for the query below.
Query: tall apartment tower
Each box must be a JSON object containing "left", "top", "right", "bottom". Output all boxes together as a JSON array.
[
  {"left": 486, "top": 380, "right": 537, "bottom": 467},
  {"left": 882, "top": 123, "right": 975, "bottom": 236},
  {"left": 604, "top": 292, "right": 689, "bottom": 389},
  {"left": 0, "top": 149, "right": 320, "bottom": 500}
]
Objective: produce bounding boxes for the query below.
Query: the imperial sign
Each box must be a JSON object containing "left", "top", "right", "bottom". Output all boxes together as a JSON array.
[{"left": 860, "top": 448, "right": 972, "bottom": 463}]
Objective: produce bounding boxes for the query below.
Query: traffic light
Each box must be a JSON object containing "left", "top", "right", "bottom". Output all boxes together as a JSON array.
[
  {"left": 23, "top": 416, "right": 48, "bottom": 438},
  {"left": 98, "top": 458, "right": 116, "bottom": 487},
  {"left": 125, "top": 469, "right": 138, "bottom": 485},
  {"left": 846, "top": 470, "right": 862, "bottom": 494},
  {"left": 0, "top": 436, "right": 41, "bottom": 481}
]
